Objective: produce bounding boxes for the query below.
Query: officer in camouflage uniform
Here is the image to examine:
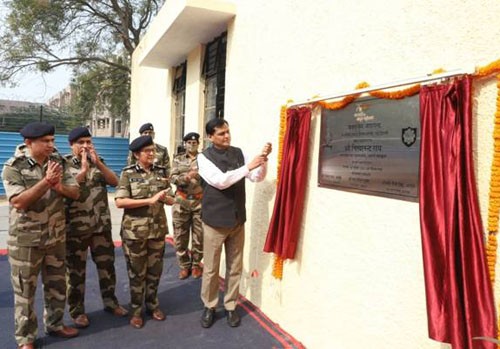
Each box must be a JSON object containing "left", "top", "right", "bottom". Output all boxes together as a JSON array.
[
  {"left": 115, "top": 135, "right": 175, "bottom": 329},
  {"left": 127, "top": 123, "right": 171, "bottom": 174},
  {"left": 2, "top": 122, "right": 80, "bottom": 349},
  {"left": 64, "top": 127, "right": 128, "bottom": 329},
  {"left": 170, "top": 132, "right": 203, "bottom": 280}
]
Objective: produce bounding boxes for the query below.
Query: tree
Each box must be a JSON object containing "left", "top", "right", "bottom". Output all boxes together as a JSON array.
[
  {"left": 0, "top": 0, "right": 166, "bottom": 132},
  {"left": 68, "top": 59, "right": 130, "bottom": 136}
]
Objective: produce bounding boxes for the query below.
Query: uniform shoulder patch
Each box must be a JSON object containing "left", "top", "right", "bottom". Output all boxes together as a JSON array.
[
  {"left": 156, "top": 143, "right": 167, "bottom": 150},
  {"left": 3, "top": 156, "right": 18, "bottom": 167},
  {"left": 122, "top": 164, "right": 136, "bottom": 172}
]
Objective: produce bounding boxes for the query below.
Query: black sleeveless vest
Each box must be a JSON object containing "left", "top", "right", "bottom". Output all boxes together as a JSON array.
[{"left": 201, "top": 146, "right": 246, "bottom": 228}]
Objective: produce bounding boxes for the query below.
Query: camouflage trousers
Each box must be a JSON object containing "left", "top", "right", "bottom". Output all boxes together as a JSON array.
[
  {"left": 122, "top": 238, "right": 165, "bottom": 316},
  {"left": 66, "top": 230, "right": 120, "bottom": 318},
  {"left": 172, "top": 199, "right": 203, "bottom": 270},
  {"left": 8, "top": 242, "right": 67, "bottom": 346}
]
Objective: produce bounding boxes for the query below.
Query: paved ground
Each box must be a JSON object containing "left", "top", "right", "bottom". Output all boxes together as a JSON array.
[
  {"left": 0, "top": 242, "right": 302, "bottom": 349},
  {"left": 0, "top": 195, "right": 304, "bottom": 348}
]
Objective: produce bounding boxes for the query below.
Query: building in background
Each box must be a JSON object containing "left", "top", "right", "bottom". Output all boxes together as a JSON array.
[
  {"left": 129, "top": 1, "right": 500, "bottom": 348},
  {"left": 48, "top": 86, "right": 128, "bottom": 138},
  {"left": 0, "top": 99, "right": 72, "bottom": 133},
  {"left": 0, "top": 99, "right": 45, "bottom": 121}
]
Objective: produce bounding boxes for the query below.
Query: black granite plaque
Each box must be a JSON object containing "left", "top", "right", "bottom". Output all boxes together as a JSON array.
[{"left": 318, "top": 95, "right": 420, "bottom": 202}]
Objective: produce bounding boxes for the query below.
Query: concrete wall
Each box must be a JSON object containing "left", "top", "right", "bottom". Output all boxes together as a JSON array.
[{"left": 131, "top": 1, "right": 500, "bottom": 348}]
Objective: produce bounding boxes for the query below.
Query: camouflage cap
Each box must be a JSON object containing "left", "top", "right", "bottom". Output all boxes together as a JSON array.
[
  {"left": 20, "top": 122, "right": 55, "bottom": 139},
  {"left": 129, "top": 135, "right": 153, "bottom": 152},
  {"left": 139, "top": 123, "right": 154, "bottom": 134},
  {"left": 68, "top": 126, "right": 92, "bottom": 143},
  {"left": 183, "top": 132, "right": 200, "bottom": 142}
]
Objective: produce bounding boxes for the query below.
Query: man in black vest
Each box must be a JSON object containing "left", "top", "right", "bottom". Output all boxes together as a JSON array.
[{"left": 197, "top": 118, "right": 272, "bottom": 328}]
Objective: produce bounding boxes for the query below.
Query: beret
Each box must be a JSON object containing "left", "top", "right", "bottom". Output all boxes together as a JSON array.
[
  {"left": 20, "top": 122, "right": 55, "bottom": 139},
  {"left": 139, "top": 123, "right": 154, "bottom": 134},
  {"left": 68, "top": 126, "right": 92, "bottom": 143},
  {"left": 183, "top": 132, "right": 200, "bottom": 142},
  {"left": 129, "top": 135, "right": 154, "bottom": 152}
]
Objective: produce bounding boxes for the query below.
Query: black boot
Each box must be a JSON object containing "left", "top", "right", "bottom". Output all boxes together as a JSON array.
[{"left": 201, "top": 307, "right": 215, "bottom": 328}]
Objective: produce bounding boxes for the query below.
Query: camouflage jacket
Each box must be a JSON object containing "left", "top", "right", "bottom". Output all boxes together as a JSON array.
[
  {"left": 127, "top": 143, "right": 171, "bottom": 176},
  {"left": 2, "top": 144, "right": 78, "bottom": 247},
  {"left": 170, "top": 152, "right": 203, "bottom": 196},
  {"left": 64, "top": 154, "right": 112, "bottom": 235},
  {"left": 115, "top": 163, "right": 173, "bottom": 240}
]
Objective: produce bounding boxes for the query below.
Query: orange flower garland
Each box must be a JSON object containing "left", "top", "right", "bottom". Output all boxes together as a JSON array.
[
  {"left": 274, "top": 62, "right": 500, "bottom": 294},
  {"left": 317, "top": 69, "right": 446, "bottom": 110},
  {"left": 272, "top": 254, "right": 284, "bottom": 280},
  {"left": 476, "top": 59, "right": 500, "bottom": 78},
  {"left": 276, "top": 104, "right": 288, "bottom": 184},
  {"left": 318, "top": 80, "right": 421, "bottom": 110},
  {"left": 478, "top": 69, "right": 500, "bottom": 344},
  {"left": 318, "top": 82, "right": 369, "bottom": 110},
  {"left": 271, "top": 104, "right": 289, "bottom": 280},
  {"left": 487, "top": 79, "right": 500, "bottom": 280},
  {"left": 369, "top": 84, "right": 421, "bottom": 100}
]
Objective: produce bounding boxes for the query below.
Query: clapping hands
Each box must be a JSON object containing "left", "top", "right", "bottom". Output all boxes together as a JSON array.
[{"left": 45, "top": 160, "right": 62, "bottom": 187}]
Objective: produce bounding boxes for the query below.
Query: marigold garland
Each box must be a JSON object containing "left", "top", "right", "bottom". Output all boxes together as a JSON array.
[
  {"left": 276, "top": 104, "right": 288, "bottom": 183},
  {"left": 271, "top": 104, "right": 289, "bottom": 280},
  {"left": 316, "top": 69, "right": 447, "bottom": 110},
  {"left": 476, "top": 59, "right": 500, "bottom": 78},
  {"left": 272, "top": 254, "right": 284, "bottom": 280},
  {"left": 481, "top": 71, "right": 500, "bottom": 344},
  {"left": 370, "top": 84, "right": 421, "bottom": 100},
  {"left": 275, "top": 62, "right": 500, "bottom": 306},
  {"left": 318, "top": 82, "right": 369, "bottom": 110}
]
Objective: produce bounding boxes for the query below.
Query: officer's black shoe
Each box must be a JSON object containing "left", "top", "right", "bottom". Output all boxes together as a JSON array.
[
  {"left": 226, "top": 310, "right": 241, "bottom": 327},
  {"left": 201, "top": 307, "right": 215, "bottom": 328}
]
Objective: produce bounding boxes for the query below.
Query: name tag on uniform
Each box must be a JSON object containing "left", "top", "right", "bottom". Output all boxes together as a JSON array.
[{"left": 130, "top": 178, "right": 147, "bottom": 183}]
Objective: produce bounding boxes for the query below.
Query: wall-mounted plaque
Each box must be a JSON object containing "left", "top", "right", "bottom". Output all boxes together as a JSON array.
[{"left": 318, "top": 95, "right": 420, "bottom": 202}]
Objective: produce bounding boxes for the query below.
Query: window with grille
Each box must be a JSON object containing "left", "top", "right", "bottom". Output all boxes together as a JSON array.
[
  {"left": 173, "top": 61, "right": 187, "bottom": 154},
  {"left": 203, "top": 32, "right": 227, "bottom": 124}
]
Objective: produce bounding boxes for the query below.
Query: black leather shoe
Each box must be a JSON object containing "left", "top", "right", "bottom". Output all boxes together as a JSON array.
[
  {"left": 226, "top": 310, "right": 241, "bottom": 327},
  {"left": 201, "top": 307, "right": 215, "bottom": 328}
]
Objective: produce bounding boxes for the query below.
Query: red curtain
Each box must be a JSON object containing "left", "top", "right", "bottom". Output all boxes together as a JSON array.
[
  {"left": 264, "top": 106, "right": 311, "bottom": 259},
  {"left": 419, "top": 75, "right": 496, "bottom": 349}
]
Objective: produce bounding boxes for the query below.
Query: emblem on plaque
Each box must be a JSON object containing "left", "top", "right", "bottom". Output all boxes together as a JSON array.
[{"left": 401, "top": 127, "right": 417, "bottom": 147}]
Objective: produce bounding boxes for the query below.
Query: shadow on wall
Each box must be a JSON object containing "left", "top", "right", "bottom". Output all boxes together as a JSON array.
[{"left": 244, "top": 178, "right": 277, "bottom": 307}]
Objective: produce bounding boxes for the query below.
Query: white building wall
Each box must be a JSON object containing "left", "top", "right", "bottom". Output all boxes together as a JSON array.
[
  {"left": 184, "top": 46, "right": 205, "bottom": 136},
  {"left": 131, "top": 1, "right": 500, "bottom": 348},
  {"left": 130, "top": 63, "right": 171, "bottom": 146}
]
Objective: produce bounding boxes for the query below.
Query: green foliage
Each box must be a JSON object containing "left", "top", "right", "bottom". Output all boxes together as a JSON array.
[
  {"left": 0, "top": 0, "right": 166, "bottom": 128},
  {"left": 68, "top": 56, "right": 130, "bottom": 131}
]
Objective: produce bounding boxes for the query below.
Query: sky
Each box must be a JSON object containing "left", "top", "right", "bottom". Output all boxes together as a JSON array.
[
  {"left": 0, "top": 1, "right": 72, "bottom": 104},
  {"left": 0, "top": 67, "right": 72, "bottom": 104}
]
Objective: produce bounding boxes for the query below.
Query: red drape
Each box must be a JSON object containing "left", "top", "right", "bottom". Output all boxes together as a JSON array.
[
  {"left": 419, "top": 75, "right": 496, "bottom": 349},
  {"left": 264, "top": 106, "right": 311, "bottom": 259}
]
